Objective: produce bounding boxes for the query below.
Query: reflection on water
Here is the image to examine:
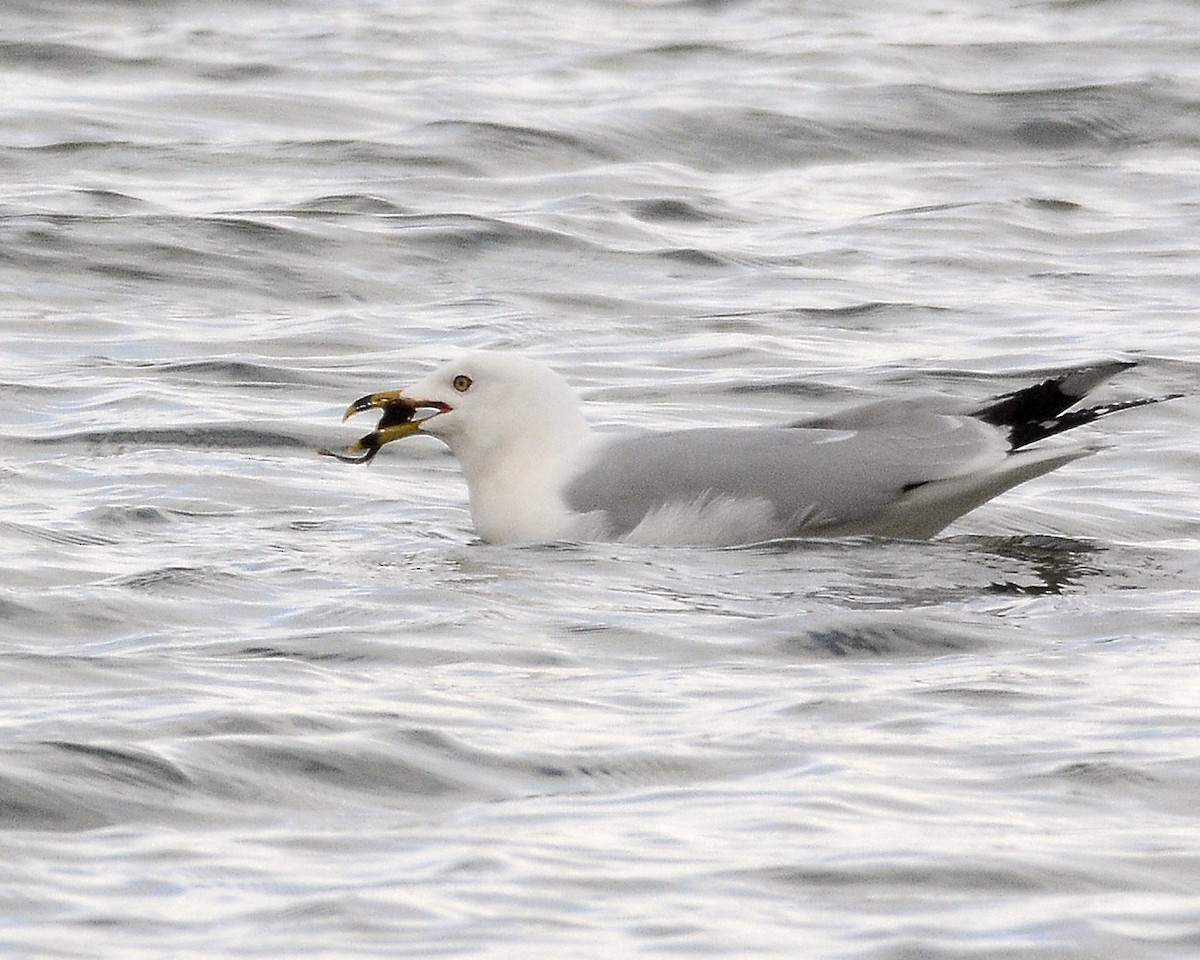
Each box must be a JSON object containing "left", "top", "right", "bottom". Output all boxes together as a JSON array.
[{"left": 969, "top": 534, "right": 1103, "bottom": 596}]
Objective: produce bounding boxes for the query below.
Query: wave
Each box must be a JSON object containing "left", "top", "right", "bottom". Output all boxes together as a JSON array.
[{"left": 21, "top": 424, "right": 316, "bottom": 453}]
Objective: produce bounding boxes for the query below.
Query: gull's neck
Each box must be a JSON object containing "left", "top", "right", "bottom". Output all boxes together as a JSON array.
[{"left": 452, "top": 407, "right": 593, "bottom": 544}]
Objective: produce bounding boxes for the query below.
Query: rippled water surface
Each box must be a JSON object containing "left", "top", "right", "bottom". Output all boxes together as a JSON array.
[{"left": 3, "top": 1, "right": 1199, "bottom": 957}]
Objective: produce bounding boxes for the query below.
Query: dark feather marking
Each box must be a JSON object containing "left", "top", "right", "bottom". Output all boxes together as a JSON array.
[
  {"left": 999, "top": 395, "right": 1181, "bottom": 449},
  {"left": 972, "top": 362, "right": 1178, "bottom": 449},
  {"left": 974, "top": 362, "right": 1132, "bottom": 429}
]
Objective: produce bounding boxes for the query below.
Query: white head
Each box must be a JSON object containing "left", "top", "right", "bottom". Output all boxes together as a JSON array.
[
  {"left": 342, "top": 351, "right": 589, "bottom": 478},
  {"left": 336, "top": 352, "right": 593, "bottom": 542}
]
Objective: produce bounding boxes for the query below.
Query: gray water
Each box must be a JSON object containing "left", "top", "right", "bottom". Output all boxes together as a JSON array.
[{"left": 3, "top": 1, "right": 1199, "bottom": 957}]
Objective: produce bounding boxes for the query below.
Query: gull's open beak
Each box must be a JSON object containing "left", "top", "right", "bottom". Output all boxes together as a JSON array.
[
  {"left": 342, "top": 390, "right": 405, "bottom": 422},
  {"left": 319, "top": 391, "right": 448, "bottom": 465}
]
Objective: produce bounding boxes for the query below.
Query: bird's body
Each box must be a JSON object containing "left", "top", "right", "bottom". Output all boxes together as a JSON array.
[
  {"left": 561, "top": 423, "right": 1080, "bottom": 544},
  {"left": 327, "top": 353, "right": 1174, "bottom": 546}
]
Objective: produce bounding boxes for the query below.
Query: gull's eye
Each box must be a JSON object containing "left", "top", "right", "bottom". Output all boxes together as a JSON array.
[{"left": 452, "top": 374, "right": 473, "bottom": 393}]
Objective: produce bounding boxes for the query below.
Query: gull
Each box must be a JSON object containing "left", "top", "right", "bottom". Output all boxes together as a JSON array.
[{"left": 322, "top": 353, "right": 1175, "bottom": 546}]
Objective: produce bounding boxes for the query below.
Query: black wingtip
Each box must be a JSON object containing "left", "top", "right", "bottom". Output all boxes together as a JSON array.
[
  {"left": 974, "top": 361, "right": 1177, "bottom": 449},
  {"left": 1008, "top": 394, "right": 1178, "bottom": 449}
]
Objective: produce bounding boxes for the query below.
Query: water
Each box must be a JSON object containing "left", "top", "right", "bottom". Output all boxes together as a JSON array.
[{"left": 2, "top": 1, "right": 1199, "bottom": 957}]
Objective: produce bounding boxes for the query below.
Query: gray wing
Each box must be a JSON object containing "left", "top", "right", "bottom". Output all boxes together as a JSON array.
[{"left": 562, "top": 413, "right": 1007, "bottom": 538}]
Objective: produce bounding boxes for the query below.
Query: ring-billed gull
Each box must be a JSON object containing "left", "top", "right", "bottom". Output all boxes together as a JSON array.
[{"left": 321, "top": 353, "right": 1175, "bottom": 545}]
